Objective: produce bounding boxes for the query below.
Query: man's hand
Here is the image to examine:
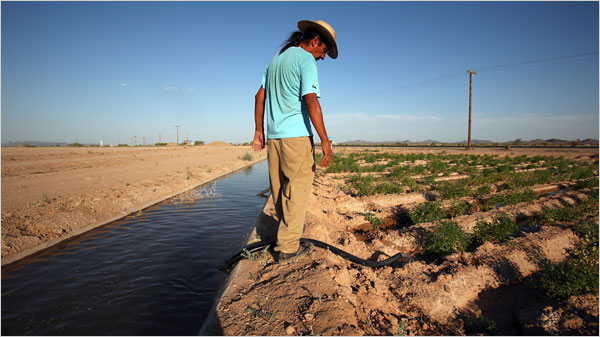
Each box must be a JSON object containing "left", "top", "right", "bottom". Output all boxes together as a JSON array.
[
  {"left": 320, "top": 139, "right": 333, "bottom": 168},
  {"left": 252, "top": 131, "right": 265, "bottom": 152}
]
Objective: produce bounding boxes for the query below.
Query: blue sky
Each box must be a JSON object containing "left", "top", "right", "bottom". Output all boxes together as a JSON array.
[{"left": 2, "top": 1, "right": 598, "bottom": 145}]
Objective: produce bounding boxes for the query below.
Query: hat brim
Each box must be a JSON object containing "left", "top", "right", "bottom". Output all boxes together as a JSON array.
[{"left": 297, "top": 20, "right": 338, "bottom": 59}]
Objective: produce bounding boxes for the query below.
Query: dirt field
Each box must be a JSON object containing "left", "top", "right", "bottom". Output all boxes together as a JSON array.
[
  {"left": 206, "top": 146, "right": 599, "bottom": 336},
  {"left": 1, "top": 143, "right": 267, "bottom": 264}
]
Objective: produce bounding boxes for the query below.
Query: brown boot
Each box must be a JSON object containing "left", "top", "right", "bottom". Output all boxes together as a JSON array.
[{"left": 277, "top": 242, "right": 314, "bottom": 264}]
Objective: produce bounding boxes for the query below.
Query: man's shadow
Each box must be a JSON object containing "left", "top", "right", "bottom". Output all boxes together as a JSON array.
[{"left": 255, "top": 210, "right": 278, "bottom": 243}]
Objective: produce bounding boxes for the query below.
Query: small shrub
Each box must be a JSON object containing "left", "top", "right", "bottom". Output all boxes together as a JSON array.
[
  {"left": 360, "top": 212, "right": 382, "bottom": 229},
  {"left": 422, "top": 220, "right": 470, "bottom": 257},
  {"left": 569, "top": 166, "right": 595, "bottom": 180},
  {"left": 496, "top": 164, "right": 515, "bottom": 173},
  {"left": 445, "top": 201, "right": 471, "bottom": 218},
  {"left": 347, "top": 174, "right": 376, "bottom": 196},
  {"left": 240, "top": 153, "right": 253, "bottom": 161},
  {"left": 41, "top": 192, "right": 52, "bottom": 203},
  {"left": 472, "top": 185, "right": 491, "bottom": 198},
  {"left": 374, "top": 181, "right": 404, "bottom": 195},
  {"left": 480, "top": 194, "right": 504, "bottom": 211},
  {"left": 574, "top": 221, "right": 599, "bottom": 243},
  {"left": 410, "top": 201, "right": 443, "bottom": 224},
  {"left": 575, "top": 177, "right": 599, "bottom": 190},
  {"left": 464, "top": 313, "right": 502, "bottom": 335},
  {"left": 429, "top": 160, "right": 449, "bottom": 174},
  {"left": 503, "top": 188, "right": 536, "bottom": 205},
  {"left": 194, "top": 140, "right": 204, "bottom": 146},
  {"left": 409, "top": 165, "right": 426, "bottom": 175},
  {"left": 326, "top": 154, "right": 361, "bottom": 173},
  {"left": 473, "top": 214, "right": 518, "bottom": 244},
  {"left": 537, "top": 243, "right": 599, "bottom": 299},
  {"left": 400, "top": 176, "right": 420, "bottom": 192},
  {"left": 530, "top": 207, "right": 578, "bottom": 226},
  {"left": 435, "top": 181, "right": 469, "bottom": 199},
  {"left": 69, "top": 142, "right": 84, "bottom": 147},
  {"left": 389, "top": 165, "right": 409, "bottom": 179},
  {"left": 241, "top": 248, "right": 258, "bottom": 262}
]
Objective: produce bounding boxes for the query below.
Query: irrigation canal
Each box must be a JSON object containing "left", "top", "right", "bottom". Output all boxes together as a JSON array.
[{"left": 1, "top": 160, "right": 269, "bottom": 335}]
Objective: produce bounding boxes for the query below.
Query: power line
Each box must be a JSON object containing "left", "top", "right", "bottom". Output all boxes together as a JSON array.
[
  {"left": 325, "top": 51, "right": 597, "bottom": 113},
  {"left": 327, "top": 71, "right": 464, "bottom": 113},
  {"left": 475, "top": 51, "right": 597, "bottom": 73}
]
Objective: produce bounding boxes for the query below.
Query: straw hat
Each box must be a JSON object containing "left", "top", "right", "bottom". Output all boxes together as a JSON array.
[{"left": 297, "top": 20, "right": 338, "bottom": 59}]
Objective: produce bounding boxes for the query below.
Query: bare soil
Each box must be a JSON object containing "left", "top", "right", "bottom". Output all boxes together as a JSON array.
[
  {"left": 206, "top": 147, "right": 598, "bottom": 336},
  {"left": 1, "top": 144, "right": 266, "bottom": 263}
]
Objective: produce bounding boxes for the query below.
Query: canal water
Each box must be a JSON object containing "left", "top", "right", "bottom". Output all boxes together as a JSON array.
[{"left": 1, "top": 161, "right": 269, "bottom": 335}]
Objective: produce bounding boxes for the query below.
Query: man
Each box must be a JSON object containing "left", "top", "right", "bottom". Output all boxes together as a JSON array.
[{"left": 252, "top": 20, "right": 337, "bottom": 263}]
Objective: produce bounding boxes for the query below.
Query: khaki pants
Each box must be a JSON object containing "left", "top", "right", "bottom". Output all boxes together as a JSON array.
[{"left": 267, "top": 136, "right": 315, "bottom": 254}]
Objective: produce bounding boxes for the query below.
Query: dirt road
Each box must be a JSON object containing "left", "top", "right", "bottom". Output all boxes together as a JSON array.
[{"left": 1, "top": 143, "right": 267, "bottom": 264}]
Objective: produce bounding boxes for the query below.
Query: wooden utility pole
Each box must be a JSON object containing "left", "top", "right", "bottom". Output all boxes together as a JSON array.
[
  {"left": 175, "top": 125, "right": 181, "bottom": 144},
  {"left": 467, "top": 70, "right": 477, "bottom": 150}
]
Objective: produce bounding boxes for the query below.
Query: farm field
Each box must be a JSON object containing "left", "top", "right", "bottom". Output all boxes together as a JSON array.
[
  {"left": 1, "top": 143, "right": 266, "bottom": 263},
  {"left": 210, "top": 147, "right": 599, "bottom": 336}
]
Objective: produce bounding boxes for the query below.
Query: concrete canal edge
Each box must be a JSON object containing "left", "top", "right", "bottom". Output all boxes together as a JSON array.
[
  {"left": 1, "top": 157, "right": 267, "bottom": 267},
  {"left": 199, "top": 198, "right": 272, "bottom": 335}
]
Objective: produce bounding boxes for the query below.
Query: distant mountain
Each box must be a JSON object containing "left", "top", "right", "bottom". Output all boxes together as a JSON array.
[
  {"left": 2, "top": 141, "right": 70, "bottom": 147},
  {"left": 337, "top": 138, "right": 598, "bottom": 146},
  {"left": 582, "top": 138, "right": 599, "bottom": 145}
]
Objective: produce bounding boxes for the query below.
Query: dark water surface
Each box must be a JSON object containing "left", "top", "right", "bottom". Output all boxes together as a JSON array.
[{"left": 1, "top": 161, "right": 269, "bottom": 335}]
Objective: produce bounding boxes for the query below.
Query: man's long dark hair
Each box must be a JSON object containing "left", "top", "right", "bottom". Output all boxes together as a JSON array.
[{"left": 279, "top": 28, "right": 325, "bottom": 54}]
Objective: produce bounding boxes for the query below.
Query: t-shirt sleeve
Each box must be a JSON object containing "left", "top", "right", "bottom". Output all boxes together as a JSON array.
[
  {"left": 300, "top": 59, "right": 320, "bottom": 98},
  {"left": 261, "top": 66, "right": 267, "bottom": 89}
]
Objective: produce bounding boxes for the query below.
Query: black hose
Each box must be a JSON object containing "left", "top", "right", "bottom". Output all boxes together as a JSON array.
[{"left": 218, "top": 238, "right": 412, "bottom": 272}]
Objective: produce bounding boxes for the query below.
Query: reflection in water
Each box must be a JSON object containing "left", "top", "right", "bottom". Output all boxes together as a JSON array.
[{"left": 1, "top": 161, "right": 269, "bottom": 335}]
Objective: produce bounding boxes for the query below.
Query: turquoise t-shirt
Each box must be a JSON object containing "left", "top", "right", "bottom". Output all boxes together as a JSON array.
[{"left": 261, "top": 47, "right": 320, "bottom": 139}]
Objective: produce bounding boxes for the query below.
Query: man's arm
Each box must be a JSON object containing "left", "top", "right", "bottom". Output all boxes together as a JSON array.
[
  {"left": 252, "top": 86, "right": 266, "bottom": 152},
  {"left": 304, "top": 93, "right": 333, "bottom": 168}
]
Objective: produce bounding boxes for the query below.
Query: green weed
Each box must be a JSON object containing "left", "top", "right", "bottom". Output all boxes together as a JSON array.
[
  {"left": 240, "top": 153, "right": 253, "bottom": 161},
  {"left": 429, "top": 160, "right": 449, "bottom": 175},
  {"left": 360, "top": 212, "right": 383, "bottom": 229},
  {"left": 537, "top": 243, "right": 599, "bottom": 299},
  {"left": 374, "top": 181, "right": 404, "bottom": 195},
  {"left": 422, "top": 220, "right": 470, "bottom": 257},
  {"left": 248, "top": 307, "right": 273, "bottom": 320},
  {"left": 445, "top": 201, "right": 471, "bottom": 218},
  {"left": 400, "top": 176, "right": 420, "bottom": 192},
  {"left": 346, "top": 174, "right": 376, "bottom": 196},
  {"left": 435, "top": 181, "right": 469, "bottom": 199},
  {"left": 481, "top": 189, "right": 536, "bottom": 211},
  {"left": 472, "top": 185, "right": 491, "bottom": 198},
  {"left": 464, "top": 313, "right": 502, "bottom": 335},
  {"left": 575, "top": 177, "right": 599, "bottom": 190},
  {"left": 409, "top": 165, "right": 426, "bottom": 175},
  {"left": 241, "top": 248, "right": 258, "bottom": 262},
  {"left": 473, "top": 214, "right": 518, "bottom": 244},
  {"left": 395, "top": 321, "right": 407, "bottom": 336},
  {"left": 41, "top": 192, "right": 52, "bottom": 203},
  {"left": 410, "top": 202, "right": 443, "bottom": 224}
]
